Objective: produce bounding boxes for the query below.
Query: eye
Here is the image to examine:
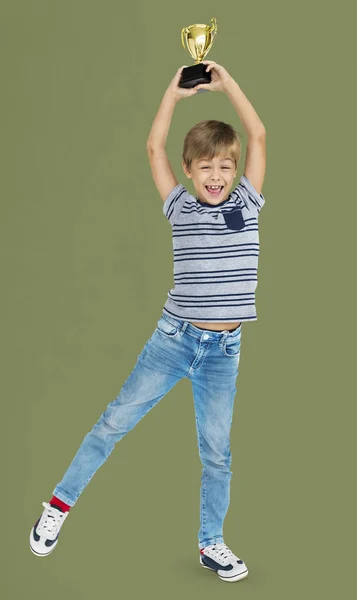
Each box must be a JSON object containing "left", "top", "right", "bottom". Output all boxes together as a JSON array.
[{"left": 201, "top": 166, "right": 230, "bottom": 169}]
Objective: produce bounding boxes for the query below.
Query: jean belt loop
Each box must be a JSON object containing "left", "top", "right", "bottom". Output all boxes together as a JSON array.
[{"left": 181, "top": 321, "right": 189, "bottom": 334}]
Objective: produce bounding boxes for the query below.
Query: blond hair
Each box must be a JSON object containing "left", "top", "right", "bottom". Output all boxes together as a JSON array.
[{"left": 182, "top": 120, "right": 241, "bottom": 171}]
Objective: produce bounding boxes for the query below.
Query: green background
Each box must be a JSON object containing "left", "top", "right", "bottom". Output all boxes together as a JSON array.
[{"left": 2, "top": 0, "right": 355, "bottom": 598}]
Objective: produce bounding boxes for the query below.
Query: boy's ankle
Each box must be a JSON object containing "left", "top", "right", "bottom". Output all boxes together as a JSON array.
[{"left": 49, "top": 495, "right": 71, "bottom": 512}]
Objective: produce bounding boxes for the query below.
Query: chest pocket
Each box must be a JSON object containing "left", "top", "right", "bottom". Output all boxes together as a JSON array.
[{"left": 222, "top": 208, "right": 245, "bottom": 231}]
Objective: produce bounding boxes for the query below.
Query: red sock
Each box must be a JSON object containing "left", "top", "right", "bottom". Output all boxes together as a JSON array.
[{"left": 49, "top": 495, "right": 71, "bottom": 512}]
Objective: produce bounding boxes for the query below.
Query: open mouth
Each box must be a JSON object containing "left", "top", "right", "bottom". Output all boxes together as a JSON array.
[{"left": 205, "top": 186, "right": 224, "bottom": 197}]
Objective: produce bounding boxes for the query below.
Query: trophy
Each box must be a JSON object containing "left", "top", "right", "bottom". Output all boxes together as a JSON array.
[{"left": 179, "top": 17, "right": 218, "bottom": 88}]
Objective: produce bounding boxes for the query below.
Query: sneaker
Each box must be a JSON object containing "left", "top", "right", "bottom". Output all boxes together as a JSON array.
[
  {"left": 199, "top": 542, "right": 249, "bottom": 582},
  {"left": 29, "top": 502, "right": 69, "bottom": 556}
]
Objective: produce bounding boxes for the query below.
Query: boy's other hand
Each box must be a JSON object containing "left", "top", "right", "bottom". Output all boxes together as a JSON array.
[
  {"left": 166, "top": 66, "right": 202, "bottom": 101},
  {"left": 196, "top": 61, "right": 234, "bottom": 93}
]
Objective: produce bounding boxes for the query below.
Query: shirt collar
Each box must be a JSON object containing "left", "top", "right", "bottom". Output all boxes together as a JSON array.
[{"left": 195, "top": 192, "right": 233, "bottom": 208}]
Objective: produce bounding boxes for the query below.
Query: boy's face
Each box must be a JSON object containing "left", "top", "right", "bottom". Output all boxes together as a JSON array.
[{"left": 182, "top": 153, "right": 237, "bottom": 205}]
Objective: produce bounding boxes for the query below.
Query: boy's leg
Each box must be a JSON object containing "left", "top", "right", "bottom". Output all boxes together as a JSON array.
[
  {"left": 190, "top": 336, "right": 241, "bottom": 551},
  {"left": 52, "top": 330, "right": 187, "bottom": 507}
]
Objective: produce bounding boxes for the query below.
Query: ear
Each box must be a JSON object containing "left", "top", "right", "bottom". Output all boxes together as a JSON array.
[{"left": 182, "top": 161, "right": 192, "bottom": 179}]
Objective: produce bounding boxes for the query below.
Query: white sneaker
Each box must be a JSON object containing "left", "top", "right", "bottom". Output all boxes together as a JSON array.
[
  {"left": 29, "top": 502, "right": 69, "bottom": 556},
  {"left": 199, "top": 542, "right": 249, "bottom": 582}
]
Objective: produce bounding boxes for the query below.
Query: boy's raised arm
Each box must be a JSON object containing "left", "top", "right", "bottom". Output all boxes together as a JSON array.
[
  {"left": 146, "top": 89, "right": 178, "bottom": 151},
  {"left": 147, "top": 67, "right": 199, "bottom": 203},
  {"left": 146, "top": 91, "right": 179, "bottom": 204},
  {"left": 222, "top": 76, "right": 266, "bottom": 195}
]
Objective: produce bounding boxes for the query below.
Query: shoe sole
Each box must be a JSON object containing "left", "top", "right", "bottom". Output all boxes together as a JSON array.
[
  {"left": 200, "top": 557, "right": 249, "bottom": 582},
  {"left": 29, "top": 543, "right": 56, "bottom": 557}
]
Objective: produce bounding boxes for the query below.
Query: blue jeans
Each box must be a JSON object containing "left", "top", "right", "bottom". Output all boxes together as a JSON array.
[{"left": 53, "top": 310, "right": 242, "bottom": 550}]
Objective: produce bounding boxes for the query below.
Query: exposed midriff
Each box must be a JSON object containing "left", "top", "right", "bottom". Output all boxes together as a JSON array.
[{"left": 189, "top": 321, "right": 241, "bottom": 332}]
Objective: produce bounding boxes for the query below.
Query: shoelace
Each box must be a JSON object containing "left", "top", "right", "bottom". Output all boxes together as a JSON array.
[
  {"left": 36, "top": 502, "right": 67, "bottom": 540},
  {"left": 205, "top": 543, "right": 239, "bottom": 566}
]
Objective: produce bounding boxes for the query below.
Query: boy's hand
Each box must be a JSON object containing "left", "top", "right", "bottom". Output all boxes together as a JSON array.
[
  {"left": 166, "top": 66, "right": 201, "bottom": 101},
  {"left": 196, "top": 61, "right": 234, "bottom": 93}
]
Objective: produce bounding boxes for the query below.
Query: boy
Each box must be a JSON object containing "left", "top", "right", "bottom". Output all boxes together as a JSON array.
[{"left": 29, "top": 61, "right": 266, "bottom": 583}]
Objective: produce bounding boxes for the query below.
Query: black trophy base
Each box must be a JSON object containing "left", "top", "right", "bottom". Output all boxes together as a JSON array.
[{"left": 179, "top": 63, "right": 212, "bottom": 88}]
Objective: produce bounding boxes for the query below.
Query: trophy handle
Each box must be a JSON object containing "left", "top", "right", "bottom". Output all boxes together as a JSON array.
[
  {"left": 210, "top": 17, "right": 217, "bottom": 38},
  {"left": 204, "top": 17, "right": 217, "bottom": 58},
  {"left": 181, "top": 27, "right": 192, "bottom": 59}
]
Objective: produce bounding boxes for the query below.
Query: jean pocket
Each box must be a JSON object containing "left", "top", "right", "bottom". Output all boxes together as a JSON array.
[
  {"left": 223, "top": 208, "right": 245, "bottom": 231},
  {"left": 222, "top": 336, "right": 241, "bottom": 357},
  {"left": 156, "top": 317, "right": 180, "bottom": 338}
]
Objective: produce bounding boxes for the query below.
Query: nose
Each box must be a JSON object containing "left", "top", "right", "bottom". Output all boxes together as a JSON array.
[
  {"left": 213, "top": 167, "right": 227, "bottom": 179},
  {"left": 209, "top": 170, "right": 223, "bottom": 182}
]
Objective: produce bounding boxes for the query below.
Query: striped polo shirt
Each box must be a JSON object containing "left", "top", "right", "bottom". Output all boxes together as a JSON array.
[{"left": 162, "top": 174, "right": 266, "bottom": 323}]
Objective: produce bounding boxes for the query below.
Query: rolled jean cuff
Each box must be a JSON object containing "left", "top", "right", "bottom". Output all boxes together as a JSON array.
[
  {"left": 198, "top": 536, "right": 224, "bottom": 550},
  {"left": 52, "top": 487, "right": 76, "bottom": 507}
]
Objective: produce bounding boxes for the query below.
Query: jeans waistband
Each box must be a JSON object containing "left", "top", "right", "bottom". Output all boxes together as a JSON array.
[{"left": 160, "top": 310, "right": 241, "bottom": 341}]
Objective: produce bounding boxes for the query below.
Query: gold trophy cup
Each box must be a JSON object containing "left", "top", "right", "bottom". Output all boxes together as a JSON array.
[{"left": 179, "top": 17, "right": 218, "bottom": 88}]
